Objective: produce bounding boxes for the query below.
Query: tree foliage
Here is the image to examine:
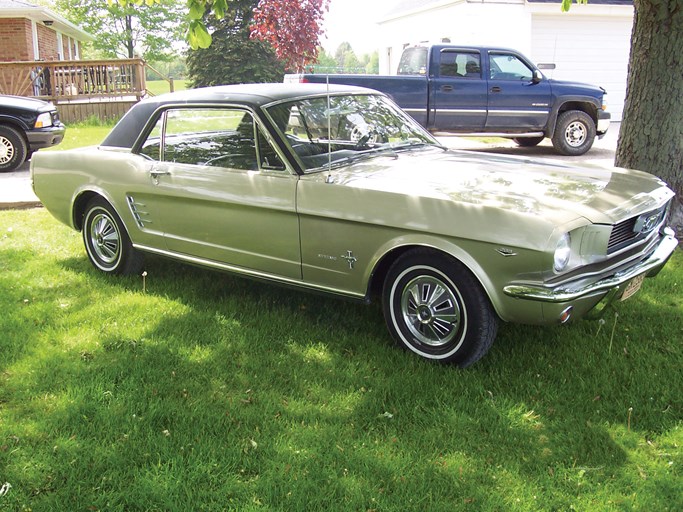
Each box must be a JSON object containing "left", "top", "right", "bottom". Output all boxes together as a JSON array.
[
  {"left": 114, "top": 0, "right": 328, "bottom": 72},
  {"left": 186, "top": 0, "right": 285, "bottom": 87},
  {"left": 250, "top": 0, "right": 330, "bottom": 71},
  {"left": 59, "top": 0, "right": 185, "bottom": 60}
]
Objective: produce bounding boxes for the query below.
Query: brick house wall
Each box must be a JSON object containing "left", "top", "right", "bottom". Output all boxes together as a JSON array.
[
  {"left": 0, "top": 17, "right": 82, "bottom": 62},
  {"left": 0, "top": 18, "right": 33, "bottom": 61},
  {"left": 36, "top": 22, "right": 57, "bottom": 60}
]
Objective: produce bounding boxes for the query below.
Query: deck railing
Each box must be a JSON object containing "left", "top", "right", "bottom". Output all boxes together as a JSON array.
[{"left": 0, "top": 58, "right": 146, "bottom": 102}]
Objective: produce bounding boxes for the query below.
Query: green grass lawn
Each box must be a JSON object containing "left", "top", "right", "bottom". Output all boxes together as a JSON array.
[
  {"left": 147, "top": 79, "right": 189, "bottom": 97},
  {"left": 1, "top": 209, "right": 681, "bottom": 510}
]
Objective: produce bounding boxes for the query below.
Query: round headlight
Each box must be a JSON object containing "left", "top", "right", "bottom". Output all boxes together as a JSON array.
[{"left": 554, "top": 233, "right": 571, "bottom": 272}]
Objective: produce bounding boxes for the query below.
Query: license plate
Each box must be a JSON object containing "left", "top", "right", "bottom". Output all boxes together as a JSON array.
[{"left": 621, "top": 274, "right": 645, "bottom": 301}]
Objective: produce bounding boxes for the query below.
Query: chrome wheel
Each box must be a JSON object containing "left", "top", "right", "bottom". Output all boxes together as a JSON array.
[
  {"left": 0, "top": 135, "right": 14, "bottom": 164},
  {"left": 551, "top": 110, "right": 595, "bottom": 156},
  {"left": 89, "top": 212, "right": 121, "bottom": 264},
  {"left": 400, "top": 274, "right": 462, "bottom": 346},
  {"left": 564, "top": 121, "right": 587, "bottom": 147},
  {"left": 383, "top": 250, "right": 498, "bottom": 367},
  {"left": 0, "top": 125, "right": 26, "bottom": 171},
  {"left": 82, "top": 197, "right": 144, "bottom": 275}
]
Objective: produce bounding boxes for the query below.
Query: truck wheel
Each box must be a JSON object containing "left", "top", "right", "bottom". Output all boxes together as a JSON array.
[
  {"left": 382, "top": 249, "right": 498, "bottom": 368},
  {"left": 551, "top": 110, "right": 596, "bottom": 156},
  {"left": 0, "top": 125, "right": 27, "bottom": 172},
  {"left": 513, "top": 136, "right": 544, "bottom": 147}
]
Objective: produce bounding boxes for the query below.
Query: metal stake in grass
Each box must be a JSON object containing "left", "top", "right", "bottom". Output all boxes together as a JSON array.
[
  {"left": 142, "top": 271, "right": 147, "bottom": 294},
  {"left": 627, "top": 407, "right": 633, "bottom": 431},
  {"left": 608, "top": 312, "right": 619, "bottom": 354}
]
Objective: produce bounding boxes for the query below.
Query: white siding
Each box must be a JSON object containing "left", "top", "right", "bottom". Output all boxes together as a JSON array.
[
  {"left": 378, "top": 3, "right": 531, "bottom": 74},
  {"left": 531, "top": 14, "right": 633, "bottom": 121}
]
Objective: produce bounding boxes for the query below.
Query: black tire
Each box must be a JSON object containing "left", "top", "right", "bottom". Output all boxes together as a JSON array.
[
  {"left": 382, "top": 249, "right": 498, "bottom": 367},
  {"left": 513, "top": 136, "right": 544, "bottom": 147},
  {"left": 551, "top": 110, "right": 596, "bottom": 156},
  {"left": 0, "top": 125, "right": 28, "bottom": 172},
  {"left": 82, "top": 197, "right": 144, "bottom": 275}
]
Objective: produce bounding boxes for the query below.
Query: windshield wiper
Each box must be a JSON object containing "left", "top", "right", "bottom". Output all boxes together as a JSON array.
[
  {"left": 320, "top": 147, "right": 398, "bottom": 170},
  {"left": 392, "top": 140, "right": 447, "bottom": 151}
]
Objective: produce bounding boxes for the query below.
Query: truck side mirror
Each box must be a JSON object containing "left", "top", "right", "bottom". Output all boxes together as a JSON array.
[{"left": 532, "top": 70, "right": 543, "bottom": 84}]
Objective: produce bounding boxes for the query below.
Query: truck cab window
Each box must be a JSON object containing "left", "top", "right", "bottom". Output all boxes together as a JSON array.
[
  {"left": 398, "top": 47, "right": 428, "bottom": 75},
  {"left": 489, "top": 53, "right": 533, "bottom": 81}
]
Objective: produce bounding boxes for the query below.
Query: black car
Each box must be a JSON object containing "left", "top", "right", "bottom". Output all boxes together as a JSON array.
[{"left": 0, "top": 94, "right": 66, "bottom": 171}]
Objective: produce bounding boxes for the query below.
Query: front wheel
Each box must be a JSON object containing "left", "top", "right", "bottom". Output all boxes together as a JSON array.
[
  {"left": 382, "top": 250, "right": 498, "bottom": 367},
  {"left": 82, "top": 197, "right": 144, "bottom": 275},
  {"left": 0, "top": 125, "right": 27, "bottom": 172},
  {"left": 551, "top": 110, "right": 596, "bottom": 156}
]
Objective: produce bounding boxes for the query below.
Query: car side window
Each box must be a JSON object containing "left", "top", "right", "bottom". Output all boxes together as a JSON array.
[
  {"left": 139, "top": 108, "right": 266, "bottom": 171},
  {"left": 439, "top": 51, "right": 481, "bottom": 79},
  {"left": 489, "top": 53, "right": 533, "bottom": 81},
  {"left": 164, "top": 109, "right": 258, "bottom": 170}
]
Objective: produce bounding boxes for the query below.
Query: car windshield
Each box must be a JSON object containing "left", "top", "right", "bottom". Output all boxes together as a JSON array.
[{"left": 265, "top": 93, "right": 438, "bottom": 172}]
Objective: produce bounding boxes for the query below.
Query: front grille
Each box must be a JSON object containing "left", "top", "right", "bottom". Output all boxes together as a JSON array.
[
  {"left": 607, "top": 205, "right": 667, "bottom": 254},
  {"left": 51, "top": 111, "right": 60, "bottom": 123}
]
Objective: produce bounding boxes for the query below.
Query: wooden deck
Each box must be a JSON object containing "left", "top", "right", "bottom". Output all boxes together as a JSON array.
[{"left": 0, "top": 59, "right": 146, "bottom": 123}]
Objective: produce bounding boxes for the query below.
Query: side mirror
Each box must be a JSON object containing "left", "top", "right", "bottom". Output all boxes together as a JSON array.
[{"left": 532, "top": 69, "right": 543, "bottom": 84}]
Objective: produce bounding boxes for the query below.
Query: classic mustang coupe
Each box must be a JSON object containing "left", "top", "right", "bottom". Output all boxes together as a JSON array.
[{"left": 31, "top": 84, "right": 678, "bottom": 367}]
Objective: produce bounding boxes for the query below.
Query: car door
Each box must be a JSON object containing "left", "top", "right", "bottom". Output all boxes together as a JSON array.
[
  {"left": 484, "top": 51, "right": 552, "bottom": 132},
  {"left": 135, "top": 106, "right": 302, "bottom": 280},
  {"left": 431, "top": 49, "right": 487, "bottom": 131}
]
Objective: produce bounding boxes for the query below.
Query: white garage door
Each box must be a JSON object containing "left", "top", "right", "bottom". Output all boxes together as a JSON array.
[{"left": 531, "top": 14, "right": 633, "bottom": 121}]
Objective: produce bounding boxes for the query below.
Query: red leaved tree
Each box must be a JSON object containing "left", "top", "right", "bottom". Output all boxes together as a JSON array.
[{"left": 250, "top": 0, "right": 330, "bottom": 72}]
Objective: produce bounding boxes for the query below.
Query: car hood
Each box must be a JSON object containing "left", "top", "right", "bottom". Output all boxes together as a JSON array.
[
  {"left": 0, "top": 94, "right": 55, "bottom": 113},
  {"left": 324, "top": 147, "right": 673, "bottom": 227}
]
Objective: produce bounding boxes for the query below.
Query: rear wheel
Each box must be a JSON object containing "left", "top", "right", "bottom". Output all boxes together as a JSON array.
[
  {"left": 551, "top": 110, "right": 596, "bottom": 156},
  {"left": 513, "top": 136, "right": 544, "bottom": 147},
  {"left": 0, "top": 125, "right": 27, "bottom": 172},
  {"left": 82, "top": 197, "right": 144, "bottom": 275},
  {"left": 382, "top": 249, "right": 498, "bottom": 367}
]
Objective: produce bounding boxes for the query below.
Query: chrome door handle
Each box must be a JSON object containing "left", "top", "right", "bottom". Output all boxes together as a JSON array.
[{"left": 150, "top": 169, "right": 171, "bottom": 177}]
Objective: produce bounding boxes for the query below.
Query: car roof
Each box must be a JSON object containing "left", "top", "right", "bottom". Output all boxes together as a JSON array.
[{"left": 102, "top": 83, "right": 380, "bottom": 149}]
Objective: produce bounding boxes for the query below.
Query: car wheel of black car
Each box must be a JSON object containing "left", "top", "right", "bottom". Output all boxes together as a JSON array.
[
  {"left": 0, "top": 125, "right": 27, "bottom": 172},
  {"left": 82, "top": 198, "right": 144, "bottom": 275},
  {"left": 513, "top": 136, "right": 544, "bottom": 147},
  {"left": 552, "top": 110, "right": 596, "bottom": 156},
  {"left": 382, "top": 249, "right": 498, "bottom": 368}
]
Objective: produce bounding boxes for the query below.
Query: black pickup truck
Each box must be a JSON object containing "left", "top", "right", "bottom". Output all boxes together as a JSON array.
[
  {"left": 287, "top": 45, "right": 611, "bottom": 156},
  {"left": 0, "top": 95, "right": 65, "bottom": 171}
]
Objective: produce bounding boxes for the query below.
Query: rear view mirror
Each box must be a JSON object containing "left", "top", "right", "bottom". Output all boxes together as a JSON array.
[{"left": 532, "top": 69, "right": 543, "bottom": 83}]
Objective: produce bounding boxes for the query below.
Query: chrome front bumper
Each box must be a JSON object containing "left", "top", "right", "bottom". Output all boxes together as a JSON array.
[{"left": 503, "top": 227, "right": 678, "bottom": 303}]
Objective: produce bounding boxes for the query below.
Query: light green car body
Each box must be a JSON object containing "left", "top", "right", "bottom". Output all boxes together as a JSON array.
[{"left": 30, "top": 84, "right": 678, "bottom": 364}]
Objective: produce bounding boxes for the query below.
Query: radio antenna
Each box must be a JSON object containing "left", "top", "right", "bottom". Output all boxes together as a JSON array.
[{"left": 326, "top": 75, "right": 333, "bottom": 183}]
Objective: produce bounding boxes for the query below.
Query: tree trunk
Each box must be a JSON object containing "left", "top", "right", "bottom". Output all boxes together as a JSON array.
[
  {"left": 125, "top": 15, "right": 134, "bottom": 59},
  {"left": 616, "top": 0, "right": 683, "bottom": 237}
]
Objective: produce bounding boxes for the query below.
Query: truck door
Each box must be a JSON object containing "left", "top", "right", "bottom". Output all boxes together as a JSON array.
[
  {"left": 431, "top": 49, "right": 487, "bottom": 131},
  {"left": 485, "top": 51, "right": 552, "bottom": 132}
]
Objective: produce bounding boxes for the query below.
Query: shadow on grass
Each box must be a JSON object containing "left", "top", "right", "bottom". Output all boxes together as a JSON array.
[{"left": 2, "top": 251, "right": 681, "bottom": 509}]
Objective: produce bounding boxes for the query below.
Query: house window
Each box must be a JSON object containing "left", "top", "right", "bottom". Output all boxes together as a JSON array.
[{"left": 56, "top": 33, "right": 64, "bottom": 60}]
